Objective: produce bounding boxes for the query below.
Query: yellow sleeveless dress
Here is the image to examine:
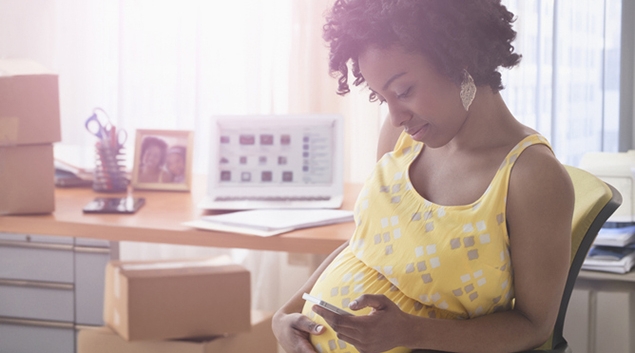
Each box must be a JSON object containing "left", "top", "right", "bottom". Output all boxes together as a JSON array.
[{"left": 302, "top": 132, "right": 552, "bottom": 353}]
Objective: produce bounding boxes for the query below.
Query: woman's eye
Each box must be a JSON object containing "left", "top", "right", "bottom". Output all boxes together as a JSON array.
[
  {"left": 371, "top": 93, "right": 386, "bottom": 105},
  {"left": 397, "top": 87, "right": 411, "bottom": 99}
]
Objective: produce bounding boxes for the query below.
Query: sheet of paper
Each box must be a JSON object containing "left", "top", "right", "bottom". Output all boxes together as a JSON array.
[
  {"left": 182, "top": 219, "right": 293, "bottom": 237},
  {"left": 200, "top": 209, "right": 354, "bottom": 231},
  {"left": 183, "top": 209, "right": 354, "bottom": 236}
]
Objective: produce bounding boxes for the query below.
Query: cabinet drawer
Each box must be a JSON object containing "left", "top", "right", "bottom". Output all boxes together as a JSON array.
[
  {"left": 0, "top": 318, "right": 75, "bottom": 353},
  {"left": 0, "top": 232, "right": 73, "bottom": 245},
  {"left": 0, "top": 240, "right": 73, "bottom": 282},
  {"left": 75, "top": 237, "right": 111, "bottom": 248},
  {"left": 75, "top": 247, "right": 111, "bottom": 326},
  {"left": 0, "top": 280, "right": 74, "bottom": 322}
]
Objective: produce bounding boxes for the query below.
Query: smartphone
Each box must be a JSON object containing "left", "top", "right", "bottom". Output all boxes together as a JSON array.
[
  {"left": 302, "top": 293, "right": 353, "bottom": 316},
  {"left": 83, "top": 197, "right": 145, "bottom": 214}
]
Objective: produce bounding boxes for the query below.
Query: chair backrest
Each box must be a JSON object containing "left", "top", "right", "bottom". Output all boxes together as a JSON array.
[{"left": 539, "top": 165, "right": 622, "bottom": 351}]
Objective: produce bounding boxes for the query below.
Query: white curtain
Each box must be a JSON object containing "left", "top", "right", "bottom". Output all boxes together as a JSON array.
[{"left": 40, "top": 0, "right": 382, "bottom": 180}]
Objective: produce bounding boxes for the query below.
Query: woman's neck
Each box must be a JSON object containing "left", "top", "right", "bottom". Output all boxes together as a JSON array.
[{"left": 445, "top": 88, "right": 525, "bottom": 153}]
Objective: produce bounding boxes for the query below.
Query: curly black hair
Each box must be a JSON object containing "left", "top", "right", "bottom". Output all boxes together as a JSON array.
[
  {"left": 323, "top": 0, "right": 521, "bottom": 99},
  {"left": 140, "top": 136, "right": 168, "bottom": 166}
]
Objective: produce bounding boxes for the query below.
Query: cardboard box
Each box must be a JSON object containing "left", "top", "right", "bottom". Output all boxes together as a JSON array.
[
  {"left": 78, "top": 310, "right": 277, "bottom": 353},
  {"left": 0, "top": 144, "right": 55, "bottom": 215},
  {"left": 0, "top": 59, "right": 61, "bottom": 146},
  {"left": 0, "top": 59, "right": 60, "bottom": 215},
  {"left": 104, "top": 258, "right": 251, "bottom": 341}
]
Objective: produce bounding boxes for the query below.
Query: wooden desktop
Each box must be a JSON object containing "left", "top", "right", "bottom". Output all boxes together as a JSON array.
[{"left": 0, "top": 178, "right": 362, "bottom": 254}]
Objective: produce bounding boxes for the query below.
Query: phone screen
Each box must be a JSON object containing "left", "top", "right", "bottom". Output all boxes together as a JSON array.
[
  {"left": 302, "top": 293, "right": 353, "bottom": 316},
  {"left": 83, "top": 197, "right": 145, "bottom": 214}
]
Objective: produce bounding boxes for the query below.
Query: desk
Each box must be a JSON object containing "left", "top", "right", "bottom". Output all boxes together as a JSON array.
[
  {"left": 568, "top": 270, "right": 635, "bottom": 353},
  {"left": 0, "top": 178, "right": 362, "bottom": 254},
  {"left": 577, "top": 269, "right": 635, "bottom": 291},
  {"left": 0, "top": 179, "right": 361, "bottom": 352}
]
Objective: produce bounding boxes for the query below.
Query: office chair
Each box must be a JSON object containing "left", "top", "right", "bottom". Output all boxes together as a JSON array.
[{"left": 527, "top": 165, "right": 622, "bottom": 352}]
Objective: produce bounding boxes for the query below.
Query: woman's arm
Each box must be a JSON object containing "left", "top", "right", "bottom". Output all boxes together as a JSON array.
[
  {"left": 272, "top": 240, "right": 350, "bottom": 353},
  {"left": 312, "top": 145, "right": 575, "bottom": 353},
  {"left": 377, "top": 115, "right": 403, "bottom": 160}
]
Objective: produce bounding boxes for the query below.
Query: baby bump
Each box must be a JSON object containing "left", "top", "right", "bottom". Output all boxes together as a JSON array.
[{"left": 302, "top": 246, "right": 455, "bottom": 353}]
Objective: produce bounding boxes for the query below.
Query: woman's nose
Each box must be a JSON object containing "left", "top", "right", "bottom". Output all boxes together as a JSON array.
[{"left": 388, "top": 103, "right": 411, "bottom": 127}]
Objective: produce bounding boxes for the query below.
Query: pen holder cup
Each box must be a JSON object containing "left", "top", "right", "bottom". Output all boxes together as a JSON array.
[{"left": 93, "top": 142, "right": 128, "bottom": 193}]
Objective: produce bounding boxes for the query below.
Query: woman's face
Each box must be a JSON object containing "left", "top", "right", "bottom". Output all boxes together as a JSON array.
[
  {"left": 142, "top": 145, "right": 163, "bottom": 169},
  {"left": 166, "top": 153, "right": 185, "bottom": 176},
  {"left": 358, "top": 45, "right": 467, "bottom": 148}
]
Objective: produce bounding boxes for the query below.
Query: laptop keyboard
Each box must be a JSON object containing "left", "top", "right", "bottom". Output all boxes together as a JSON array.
[{"left": 215, "top": 196, "right": 331, "bottom": 202}]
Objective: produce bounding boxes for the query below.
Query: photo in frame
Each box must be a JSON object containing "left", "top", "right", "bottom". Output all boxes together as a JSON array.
[{"left": 132, "top": 129, "right": 194, "bottom": 191}]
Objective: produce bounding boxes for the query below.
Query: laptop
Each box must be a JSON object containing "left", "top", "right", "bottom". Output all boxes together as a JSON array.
[{"left": 199, "top": 114, "right": 344, "bottom": 210}]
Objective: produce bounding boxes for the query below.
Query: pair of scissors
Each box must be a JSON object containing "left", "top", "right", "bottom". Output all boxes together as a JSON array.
[
  {"left": 85, "top": 107, "right": 113, "bottom": 143},
  {"left": 85, "top": 108, "right": 128, "bottom": 149},
  {"left": 109, "top": 126, "right": 128, "bottom": 149}
]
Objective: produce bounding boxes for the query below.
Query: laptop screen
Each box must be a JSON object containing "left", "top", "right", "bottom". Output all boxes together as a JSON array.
[{"left": 208, "top": 114, "right": 343, "bottom": 190}]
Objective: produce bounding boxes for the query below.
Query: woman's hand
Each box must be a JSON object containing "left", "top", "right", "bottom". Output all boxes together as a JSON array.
[
  {"left": 312, "top": 294, "right": 412, "bottom": 353},
  {"left": 272, "top": 311, "right": 325, "bottom": 353}
]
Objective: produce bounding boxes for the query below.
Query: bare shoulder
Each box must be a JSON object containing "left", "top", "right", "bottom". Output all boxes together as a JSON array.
[
  {"left": 506, "top": 141, "right": 575, "bottom": 243},
  {"left": 510, "top": 143, "right": 573, "bottom": 200}
]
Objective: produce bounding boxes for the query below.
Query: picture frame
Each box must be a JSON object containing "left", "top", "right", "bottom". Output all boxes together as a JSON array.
[{"left": 131, "top": 129, "right": 194, "bottom": 191}]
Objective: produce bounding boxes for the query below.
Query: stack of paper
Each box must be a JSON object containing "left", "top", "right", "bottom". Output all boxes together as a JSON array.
[
  {"left": 583, "top": 224, "right": 635, "bottom": 274},
  {"left": 184, "top": 209, "right": 354, "bottom": 237},
  {"left": 593, "top": 225, "right": 635, "bottom": 247},
  {"left": 582, "top": 244, "right": 635, "bottom": 274},
  {"left": 54, "top": 158, "right": 94, "bottom": 187}
]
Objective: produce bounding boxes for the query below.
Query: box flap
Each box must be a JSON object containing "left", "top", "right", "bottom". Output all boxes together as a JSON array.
[{"left": 110, "top": 257, "right": 244, "bottom": 278}]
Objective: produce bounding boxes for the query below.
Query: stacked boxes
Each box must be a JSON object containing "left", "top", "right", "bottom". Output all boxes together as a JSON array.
[
  {"left": 0, "top": 59, "right": 61, "bottom": 214},
  {"left": 78, "top": 258, "right": 278, "bottom": 353}
]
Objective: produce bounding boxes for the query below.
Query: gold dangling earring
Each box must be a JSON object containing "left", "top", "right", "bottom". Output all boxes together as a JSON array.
[{"left": 460, "top": 69, "right": 477, "bottom": 111}]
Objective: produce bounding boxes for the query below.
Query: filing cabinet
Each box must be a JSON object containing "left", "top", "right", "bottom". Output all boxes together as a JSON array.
[
  {"left": 0, "top": 232, "right": 117, "bottom": 353},
  {"left": 0, "top": 318, "right": 75, "bottom": 353}
]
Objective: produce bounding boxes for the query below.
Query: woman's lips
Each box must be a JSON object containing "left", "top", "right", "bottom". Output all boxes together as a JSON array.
[{"left": 407, "top": 124, "right": 429, "bottom": 140}]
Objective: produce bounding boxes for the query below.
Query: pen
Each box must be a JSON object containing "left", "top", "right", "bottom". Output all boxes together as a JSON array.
[{"left": 110, "top": 126, "right": 117, "bottom": 149}]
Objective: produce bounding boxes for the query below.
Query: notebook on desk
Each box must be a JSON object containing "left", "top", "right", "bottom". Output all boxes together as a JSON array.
[{"left": 198, "top": 114, "right": 344, "bottom": 210}]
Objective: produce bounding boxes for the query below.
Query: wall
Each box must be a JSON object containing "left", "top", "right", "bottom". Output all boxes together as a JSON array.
[{"left": 0, "top": 0, "right": 55, "bottom": 68}]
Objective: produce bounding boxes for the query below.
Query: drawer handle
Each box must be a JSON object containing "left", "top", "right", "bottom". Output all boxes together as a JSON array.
[
  {"left": 0, "top": 278, "right": 73, "bottom": 290},
  {"left": 0, "top": 316, "right": 74, "bottom": 329},
  {"left": 0, "top": 239, "right": 73, "bottom": 251},
  {"left": 74, "top": 246, "right": 111, "bottom": 254}
]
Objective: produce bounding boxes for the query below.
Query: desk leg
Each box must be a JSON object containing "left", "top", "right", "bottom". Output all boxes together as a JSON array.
[
  {"left": 309, "top": 254, "right": 328, "bottom": 273},
  {"left": 109, "top": 241, "right": 120, "bottom": 260},
  {"left": 630, "top": 292, "right": 635, "bottom": 353},
  {"left": 587, "top": 290, "right": 597, "bottom": 353},
  {"left": 288, "top": 253, "right": 329, "bottom": 274}
]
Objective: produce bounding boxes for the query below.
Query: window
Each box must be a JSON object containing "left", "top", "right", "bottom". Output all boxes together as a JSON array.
[{"left": 501, "top": 0, "right": 623, "bottom": 166}]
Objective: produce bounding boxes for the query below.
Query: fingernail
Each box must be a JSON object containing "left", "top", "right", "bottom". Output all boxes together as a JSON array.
[
  {"left": 349, "top": 300, "right": 357, "bottom": 308},
  {"left": 315, "top": 325, "right": 323, "bottom": 333}
]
